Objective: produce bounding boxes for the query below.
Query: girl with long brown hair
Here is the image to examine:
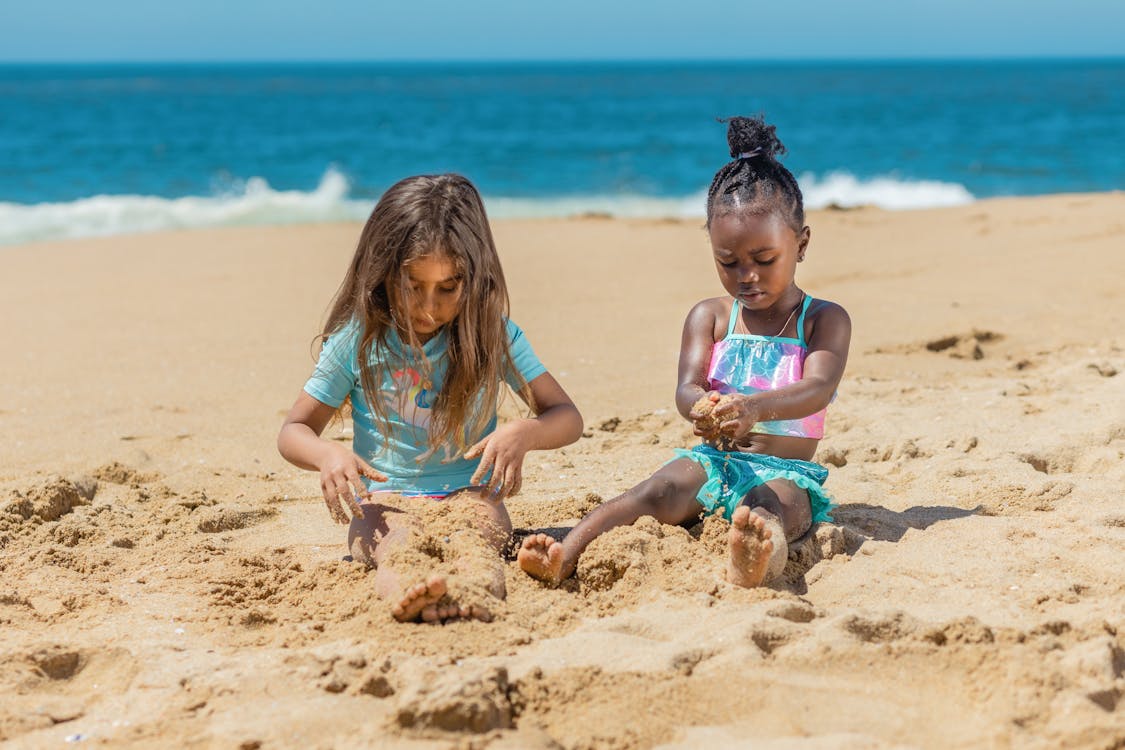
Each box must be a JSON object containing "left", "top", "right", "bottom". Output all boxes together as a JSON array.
[{"left": 279, "top": 173, "right": 582, "bottom": 623}]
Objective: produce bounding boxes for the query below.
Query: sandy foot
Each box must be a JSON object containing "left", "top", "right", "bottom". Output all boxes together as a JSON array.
[
  {"left": 391, "top": 575, "right": 447, "bottom": 622},
  {"left": 727, "top": 506, "right": 774, "bottom": 588},
  {"left": 518, "top": 533, "right": 567, "bottom": 586},
  {"left": 421, "top": 601, "right": 493, "bottom": 623},
  {"left": 392, "top": 576, "right": 496, "bottom": 624}
]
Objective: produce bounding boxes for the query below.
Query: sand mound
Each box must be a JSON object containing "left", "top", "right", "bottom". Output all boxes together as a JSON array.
[{"left": 3, "top": 202, "right": 1124, "bottom": 746}]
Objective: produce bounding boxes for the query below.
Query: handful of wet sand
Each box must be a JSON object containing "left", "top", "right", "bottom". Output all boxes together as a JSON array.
[{"left": 691, "top": 393, "right": 738, "bottom": 437}]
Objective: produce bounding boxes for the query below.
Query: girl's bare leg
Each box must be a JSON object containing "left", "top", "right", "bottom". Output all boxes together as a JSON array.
[
  {"left": 347, "top": 503, "right": 447, "bottom": 621},
  {"left": 518, "top": 458, "right": 707, "bottom": 585},
  {"left": 348, "top": 492, "right": 513, "bottom": 623},
  {"left": 416, "top": 488, "right": 511, "bottom": 623}
]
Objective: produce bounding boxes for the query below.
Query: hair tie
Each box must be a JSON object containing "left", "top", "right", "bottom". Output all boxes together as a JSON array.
[{"left": 736, "top": 149, "right": 762, "bottom": 160}]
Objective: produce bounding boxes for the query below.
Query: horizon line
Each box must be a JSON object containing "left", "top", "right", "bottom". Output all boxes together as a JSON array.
[{"left": 1, "top": 54, "right": 1124, "bottom": 66}]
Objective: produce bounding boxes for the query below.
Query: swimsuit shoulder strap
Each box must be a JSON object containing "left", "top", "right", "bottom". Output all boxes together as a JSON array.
[
  {"left": 796, "top": 295, "right": 814, "bottom": 347},
  {"left": 725, "top": 299, "right": 741, "bottom": 338}
]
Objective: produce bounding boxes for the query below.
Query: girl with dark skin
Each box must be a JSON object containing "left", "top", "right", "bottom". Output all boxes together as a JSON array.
[{"left": 519, "top": 116, "right": 851, "bottom": 588}]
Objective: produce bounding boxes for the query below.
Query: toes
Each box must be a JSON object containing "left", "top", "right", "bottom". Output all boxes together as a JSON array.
[
  {"left": 732, "top": 505, "right": 751, "bottom": 527},
  {"left": 425, "top": 575, "right": 447, "bottom": 598},
  {"left": 421, "top": 604, "right": 440, "bottom": 622},
  {"left": 529, "top": 533, "right": 549, "bottom": 549}
]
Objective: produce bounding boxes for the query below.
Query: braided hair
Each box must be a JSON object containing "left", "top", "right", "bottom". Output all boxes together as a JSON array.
[{"left": 705, "top": 115, "right": 805, "bottom": 233}]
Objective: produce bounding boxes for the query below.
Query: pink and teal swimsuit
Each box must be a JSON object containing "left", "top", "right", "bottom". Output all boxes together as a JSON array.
[{"left": 673, "top": 295, "right": 835, "bottom": 524}]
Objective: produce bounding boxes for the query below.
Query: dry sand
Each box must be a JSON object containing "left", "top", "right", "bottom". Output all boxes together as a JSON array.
[{"left": 1, "top": 193, "right": 1123, "bottom": 748}]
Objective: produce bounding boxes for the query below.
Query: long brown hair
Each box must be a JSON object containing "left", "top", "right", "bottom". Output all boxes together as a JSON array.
[{"left": 320, "top": 174, "right": 530, "bottom": 452}]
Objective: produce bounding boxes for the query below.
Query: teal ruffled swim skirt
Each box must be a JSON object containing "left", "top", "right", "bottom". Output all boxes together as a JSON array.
[{"left": 670, "top": 445, "right": 835, "bottom": 524}]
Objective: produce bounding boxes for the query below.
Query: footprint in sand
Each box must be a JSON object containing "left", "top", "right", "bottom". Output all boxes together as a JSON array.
[
  {"left": 28, "top": 646, "right": 86, "bottom": 680},
  {"left": 195, "top": 505, "right": 279, "bottom": 533},
  {"left": 924, "top": 330, "right": 1002, "bottom": 360}
]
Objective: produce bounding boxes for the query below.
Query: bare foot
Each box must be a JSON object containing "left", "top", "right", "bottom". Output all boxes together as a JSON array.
[
  {"left": 727, "top": 506, "right": 774, "bottom": 588},
  {"left": 420, "top": 601, "right": 493, "bottom": 624},
  {"left": 391, "top": 575, "right": 447, "bottom": 622},
  {"left": 518, "top": 533, "right": 567, "bottom": 585}
]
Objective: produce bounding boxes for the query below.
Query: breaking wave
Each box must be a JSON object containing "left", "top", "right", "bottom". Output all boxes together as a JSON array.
[{"left": 0, "top": 168, "right": 974, "bottom": 245}]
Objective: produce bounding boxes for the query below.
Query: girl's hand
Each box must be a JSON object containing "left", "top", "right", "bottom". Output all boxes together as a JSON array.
[
  {"left": 711, "top": 394, "right": 762, "bottom": 442},
  {"left": 318, "top": 444, "right": 388, "bottom": 524},
  {"left": 465, "top": 421, "right": 533, "bottom": 501},
  {"left": 689, "top": 391, "right": 724, "bottom": 441}
]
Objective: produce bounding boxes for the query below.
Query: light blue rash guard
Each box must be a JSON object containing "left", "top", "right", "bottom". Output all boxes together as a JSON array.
[{"left": 303, "top": 318, "right": 546, "bottom": 494}]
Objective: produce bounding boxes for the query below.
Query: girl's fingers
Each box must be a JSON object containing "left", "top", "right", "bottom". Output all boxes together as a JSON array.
[
  {"left": 509, "top": 470, "right": 523, "bottom": 498},
  {"left": 469, "top": 444, "right": 495, "bottom": 485},
  {"left": 718, "top": 418, "right": 747, "bottom": 436},
  {"left": 712, "top": 401, "right": 736, "bottom": 418},
  {"left": 357, "top": 459, "right": 388, "bottom": 483},
  {"left": 343, "top": 492, "right": 365, "bottom": 521},
  {"left": 694, "top": 424, "right": 719, "bottom": 439},
  {"left": 345, "top": 470, "right": 368, "bottom": 518},
  {"left": 344, "top": 475, "right": 367, "bottom": 520},
  {"left": 321, "top": 483, "right": 343, "bottom": 522},
  {"left": 325, "top": 493, "right": 346, "bottom": 524},
  {"left": 502, "top": 464, "right": 518, "bottom": 499},
  {"left": 463, "top": 436, "right": 489, "bottom": 460},
  {"left": 333, "top": 479, "right": 357, "bottom": 522},
  {"left": 482, "top": 457, "right": 504, "bottom": 499}
]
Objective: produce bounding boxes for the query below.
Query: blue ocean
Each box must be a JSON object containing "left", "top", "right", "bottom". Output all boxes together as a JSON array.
[{"left": 1, "top": 60, "right": 1122, "bottom": 244}]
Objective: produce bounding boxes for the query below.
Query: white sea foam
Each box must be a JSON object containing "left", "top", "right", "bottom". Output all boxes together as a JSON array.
[
  {"left": 0, "top": 169, "right": 974, "bottom": 245},
  {"left": 488, "top": 173, "right": 974, "bottom": 219},
  {"left": 0, "top": 168, "right": 371, "bottom": 246},
  {"left": 800, "top": 171, "right": 975, "bottom": 210}
]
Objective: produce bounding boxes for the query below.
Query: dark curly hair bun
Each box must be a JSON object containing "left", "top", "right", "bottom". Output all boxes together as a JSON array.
[
  {"left": 706, "top": 114, "right": 804, "bottom": 230},
  {"left": 723, "top": 115, "right": 786, "bottom": 161}
]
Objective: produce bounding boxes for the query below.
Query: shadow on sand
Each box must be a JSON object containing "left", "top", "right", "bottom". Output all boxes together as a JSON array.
[
  {"left": 780, "top": 502, "right": 980, "bottom": 594},
  {"left": 510, "top": 504, "right": 980, "bottom": 595},
  {"left": 831, "top": 503, "right": 980, "bottom": 544}
]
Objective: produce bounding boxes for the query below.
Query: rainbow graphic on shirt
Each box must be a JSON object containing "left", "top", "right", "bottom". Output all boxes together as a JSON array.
[{"left": 385, "top": 368, "right": 435, "bottom": 430}]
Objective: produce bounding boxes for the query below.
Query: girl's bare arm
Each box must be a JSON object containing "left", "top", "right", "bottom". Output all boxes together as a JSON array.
[
  {"left": 278, "top": 393, "right": 387, "bottom": 523},
  {"left": 466, "top": 372, "right": 583, "bottom": 497},
  {"left": 675, "top": 300, "right": 723, "bottom": 420}
]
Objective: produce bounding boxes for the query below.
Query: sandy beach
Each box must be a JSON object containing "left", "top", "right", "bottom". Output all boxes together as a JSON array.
[{"left": 1, "top": 193, "right": 1123, "bottom": 748}]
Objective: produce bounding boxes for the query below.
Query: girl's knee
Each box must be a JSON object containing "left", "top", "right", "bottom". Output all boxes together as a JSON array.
[
  {"left": 444, "top": 490, "right": 512, "bottom": 551},
  {"left": 635, "top": 471, "right": 702, "bottom": 522},
  {"left": 745, "top": 484, "right": 812, "bottom": 542}
]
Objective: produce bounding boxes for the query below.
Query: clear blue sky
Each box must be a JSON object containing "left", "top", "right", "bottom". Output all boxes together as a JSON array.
[{"left": 3, "top": 0, "right": 1122, "bottom": 62}]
